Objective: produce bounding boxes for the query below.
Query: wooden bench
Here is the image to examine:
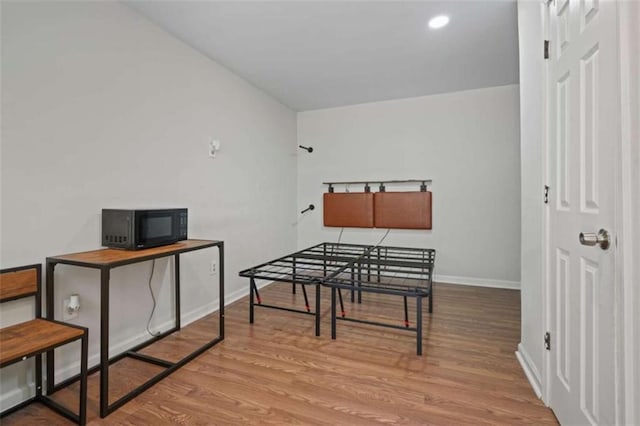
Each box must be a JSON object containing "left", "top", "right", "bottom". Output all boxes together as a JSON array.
[{"left": 0, "top": 264, "right": 88, "bottom": 425}]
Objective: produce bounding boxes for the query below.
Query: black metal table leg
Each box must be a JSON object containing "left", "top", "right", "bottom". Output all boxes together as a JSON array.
[
  {"left": 45, "top": 261, "right": 55, "bottom": 394},
  {"left": 174, "top": 254, "right": 181, "bottom": 329},
  {"left": 100, "top": 267, "right": 110, "bottom": 418},
  {"left": 219, "top": 243, "right": 225, "bottom": 339}
]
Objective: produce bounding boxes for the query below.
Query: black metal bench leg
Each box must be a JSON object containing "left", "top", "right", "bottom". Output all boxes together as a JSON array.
[
  {"left": 35, "top": 354, "right": 43, "bottom": 398},
  {"left": 79, "top": 332, "right": 88, "bottom": 425}
]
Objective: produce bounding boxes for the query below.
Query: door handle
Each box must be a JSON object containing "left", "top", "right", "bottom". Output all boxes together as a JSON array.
[{"left": 579, "top": 229, "right": 610, "bottom": 250}]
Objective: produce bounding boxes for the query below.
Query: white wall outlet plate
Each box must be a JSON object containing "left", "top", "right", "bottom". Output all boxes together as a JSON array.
[
  {"left": 63, "top": 298, "right": 79, "bottom": 321},
  {"left": 209, "top": 260, "right": 217, "bottom": 275},
  {"left": 209, "top": 140, "right": 221, "bottom": 158}
]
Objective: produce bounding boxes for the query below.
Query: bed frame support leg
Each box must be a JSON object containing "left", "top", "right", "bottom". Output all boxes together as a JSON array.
[
  {"left": 357, "top": 263, "right": 362, "bottom": 304},
  {"left": 315, "top": 285, "right": 321, "bottom": 336},
  {"left": 404, "top": 296, "right": 409, "bottom": 328},
  {"left": 337, "top": 288, "right": 345, "bottom": 317},
  {"left": 331, "top": 287, "right": 337, "bottom": 340},
  {"left": 249, "top": 278, "right": 256, "bottom": 324},
  {"left": 429, "top": 284, "right": 434, "bottom": 313},
  {"left": 301, "top": 284, "right": 310, "bottom": 312},
  {"left": 350, "top": 267, "right": 355, "bottom": 303},
  {"left": 416, "top": 295, "right": 423, "bottom": 356}
]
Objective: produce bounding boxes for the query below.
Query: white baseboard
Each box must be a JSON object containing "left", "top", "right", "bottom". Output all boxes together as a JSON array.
[
  {"left": 435, "top": 274, "right": 520, "bottom": 290},
  {"left": 50, "top": 284, "right": 258, "bottom": 383},
  {"left": 516, "top": 343, "right": 543, "bottom": 398},
  {"left": 0, "top": 385, "right": 33, "bottom": 413},
  {"left": 224, "top": 285, "right": 251, "bottom": 307},
  {"left": 52, "top": 298, "right": 225, "bottom": 383}
]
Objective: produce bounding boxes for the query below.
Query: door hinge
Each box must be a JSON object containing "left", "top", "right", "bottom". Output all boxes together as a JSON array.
[
  {"left": 544, "top": 332, "right": 551, "bottom": 351},
  {"left": 544, "top": 185, "right": 550, "bottom": 204},
  {"left": 544, "top": 40, "right": 550, "bottom": 59}
]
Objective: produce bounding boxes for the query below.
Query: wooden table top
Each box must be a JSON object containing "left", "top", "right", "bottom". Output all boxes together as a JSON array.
[{"left": 46, "top": 239, "right": 222, "bottom": 268}]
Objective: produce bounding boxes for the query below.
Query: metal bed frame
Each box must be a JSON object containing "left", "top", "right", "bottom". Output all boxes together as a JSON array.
[{"left": 239, "top": 242, "right": 435, "bottom": 355}]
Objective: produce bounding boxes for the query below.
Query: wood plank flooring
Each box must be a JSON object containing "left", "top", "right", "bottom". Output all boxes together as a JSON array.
[{"left": 1, "top": 282, "right": 557, "bottom": 425}]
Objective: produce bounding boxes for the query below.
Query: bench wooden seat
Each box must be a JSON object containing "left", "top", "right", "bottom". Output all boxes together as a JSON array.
[
  {"left": 0, "top": 319, "right": 85, "bottom": 368},
  {"left": 0, "top": 264, "right": 88, "bottom": 425}
]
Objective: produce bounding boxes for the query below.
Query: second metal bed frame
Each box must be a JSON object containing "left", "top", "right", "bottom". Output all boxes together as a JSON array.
[{"left": 239, "top": 242, "right": 435, "bottom": 355}]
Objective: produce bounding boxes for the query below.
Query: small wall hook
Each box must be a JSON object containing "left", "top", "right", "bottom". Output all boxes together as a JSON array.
[
  {"left": 300, "top": 204, "right": 315, "bottom": 214},
  {"left": 299, "top": 145, "right": 314, "bottom": 153}
]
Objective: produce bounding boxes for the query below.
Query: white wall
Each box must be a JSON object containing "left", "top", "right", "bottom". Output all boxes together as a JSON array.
[
  {"left": 297, "top": 85, "right": 521, "bottom": 287},
  {"left": 619, "top": 2, "right": 640, "bottom": 422},
  {"left": 0, "top": 1, "right": 297, "bottom": 410},
  {"left": 515, "top": 0, "right": 545, "bottom": 398}
]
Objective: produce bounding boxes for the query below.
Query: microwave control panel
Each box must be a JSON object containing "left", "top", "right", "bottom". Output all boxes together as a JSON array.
[
  {"left": 102, "top": 209, "right": 133, "bottom": 249},
  {"left": 178, "top": 211, "right": 188, "bottom": 239}
]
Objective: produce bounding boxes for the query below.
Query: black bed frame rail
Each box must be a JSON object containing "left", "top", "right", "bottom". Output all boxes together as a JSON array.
[{"left": 241, "top": 242, "right": 435, "bottom": 355}]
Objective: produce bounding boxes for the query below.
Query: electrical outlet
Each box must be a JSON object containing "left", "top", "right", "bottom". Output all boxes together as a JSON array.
[
  {"left": 63, "top": 298, "right": 79, "bottom": 321},
  {"left": 209, "top": 260, "right": 217, "bottom": 275}
]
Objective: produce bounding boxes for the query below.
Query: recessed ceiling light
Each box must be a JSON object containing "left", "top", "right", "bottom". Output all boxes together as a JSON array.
[{"left": 428, "top": 15, "right": 450, "bottom": 30}]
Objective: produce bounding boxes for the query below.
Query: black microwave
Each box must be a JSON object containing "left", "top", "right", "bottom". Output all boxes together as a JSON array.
[{"left": 102, "top": 208, "right": 188, "bottom": 250}]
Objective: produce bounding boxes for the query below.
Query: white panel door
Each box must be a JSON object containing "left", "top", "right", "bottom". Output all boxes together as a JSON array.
[{"left": 547, "top": 0, "right": 618, "bottom": 424}]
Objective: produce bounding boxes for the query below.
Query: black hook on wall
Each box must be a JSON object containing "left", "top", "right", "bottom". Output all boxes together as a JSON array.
[
  {"left": 300, "top": 204, "right": 315, "bottom": 214},
  {"left": 299, "top": 145, "right": 314, "bottom": 153}
]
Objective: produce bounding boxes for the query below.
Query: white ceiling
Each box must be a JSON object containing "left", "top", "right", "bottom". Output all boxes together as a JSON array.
[{"left": 126, "top": 1, "right": 519, "bottom": 112}]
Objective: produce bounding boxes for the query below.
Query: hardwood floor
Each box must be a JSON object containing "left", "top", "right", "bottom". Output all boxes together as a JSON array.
[{"left": 1, "top": 282, "right": 557, "bottom": 425}]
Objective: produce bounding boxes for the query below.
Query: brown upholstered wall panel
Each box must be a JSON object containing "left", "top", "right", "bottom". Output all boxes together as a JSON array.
[
  {"left": 323, "top": 192, "right": 374, "bottom": 228},
  {"left": 374, "top": 191, "right": 432, "bottom": 229}
]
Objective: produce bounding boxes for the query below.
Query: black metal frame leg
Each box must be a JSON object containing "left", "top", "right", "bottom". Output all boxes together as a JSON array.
[
  {"left": 429, "top": 283, "right": 434, "bottom": 313},
  {"left": 331, "top": 287, "right": 337, "bottom": 339},
  {"left": 315, "top": 285, "right": 321, "bottom": 336},
  {"left": 100, "top": 267, "right": 110, "bottom": 418},
  {"left": 416, "top": 295, "right": 423, "bottom": 356},
  {"left": 250, "top": 278, "right": 256, "bottom": 323}
]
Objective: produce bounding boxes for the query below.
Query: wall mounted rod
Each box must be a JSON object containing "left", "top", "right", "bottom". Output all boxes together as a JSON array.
[
  {"left": 324, "top": 179, "right": 432, "bottom": 193},
  {"left": 300, "top": 204, "right": 315, "bottom": 214},
  {"left": 322, "top": 179, "right": 432, "bottom": 185}
]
